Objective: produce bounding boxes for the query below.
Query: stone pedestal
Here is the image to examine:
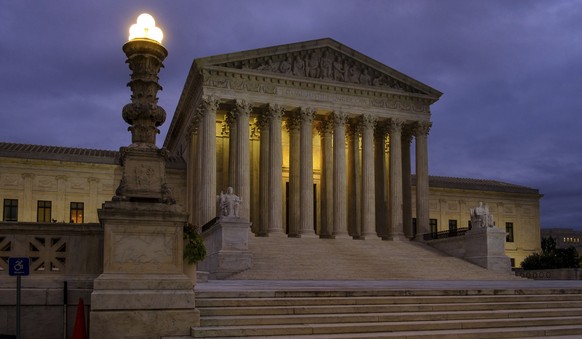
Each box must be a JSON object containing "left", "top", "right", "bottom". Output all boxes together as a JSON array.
[
  {"left": 90, "top": 201, "right": 198, "bottom": 339},
  {"left": 199, "top": 217, "right": 252, "bottom": 279},
  {"left": 464, "top": 226, "right": 511, "bottom": 274}
]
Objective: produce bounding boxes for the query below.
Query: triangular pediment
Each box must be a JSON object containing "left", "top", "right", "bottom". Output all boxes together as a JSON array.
[{"left": 196, "top": 38, "right": 442, "bottom": 98}]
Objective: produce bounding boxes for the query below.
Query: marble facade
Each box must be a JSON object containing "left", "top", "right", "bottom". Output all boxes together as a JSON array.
[{"left": 165, "top": 38, "right": 440, "bottom": 241}]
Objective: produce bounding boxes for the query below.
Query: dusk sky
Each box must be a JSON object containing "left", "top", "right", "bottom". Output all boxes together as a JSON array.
[{"left": 2, "top": 1, "right": 581, "bottom": 230}]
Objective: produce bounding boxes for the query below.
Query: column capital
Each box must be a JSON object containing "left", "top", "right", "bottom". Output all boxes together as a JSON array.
[
  {"left": 21, "top": 173, "right": 35, "bottom": 180},
  {"left": 285, "top": 112, "right": 301, "bottom": 132},
  {"left": 234, "top": 99, "right": 253, "bottom": 117},
  {"left": 186, "top": 113, "right": 202, "bottom": 135},
  {"left": 388, "top": 118, "right": 404, "bottom": 133},
  {"left": 317, "top": 117, "right": 334, "bottom": 135},
  {"left": 256, "top": 111, "right": 271, "bottom": 131},
  {"left": 414, "top": 120, "right": 432, "bottom": 137},
  {"left": 359, "top": 114, "right": 376, "bottom": 130},
  {"left": 402, "top": 124, "right": 414, "bottom": 144},
  {"left": 267, "top": 104, "right": 284, "bottom": 120},
  {"left": 331, "top": 111, "right": 348, "bottom": 126},
  {"left": 299, "top": 107, "right": 316, "bottom": 122},
  {"left": 198, "top": 96, "right": 220, "bottom": 116}
]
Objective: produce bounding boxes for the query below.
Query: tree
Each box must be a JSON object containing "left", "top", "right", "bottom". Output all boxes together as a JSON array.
[{"left": 521, "top": 236, "right": 580, "bottom": 270}]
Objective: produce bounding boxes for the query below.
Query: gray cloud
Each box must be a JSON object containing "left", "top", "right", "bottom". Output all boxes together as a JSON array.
[{"left": 2, "top": 0, "right": 581, "bottom": 229}]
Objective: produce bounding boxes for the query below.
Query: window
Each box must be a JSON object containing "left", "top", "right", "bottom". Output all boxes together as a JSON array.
[
  {"left": 510, "top": 258, "right": 516, "bottom": 268},
  {"left": 448, "top": 220, "right": 458, "bottom": 236},
  {"left": 506, "top": 222, "right": 514, "bottom": 242},
  {"left": 430, "top": 219, "right": 438, "bottom": 235},
  {"left": 37, "top": 201, "right": 52, "bottom": 222},
  {"left": 70, "top": 202, "right": 84, "bottom": 224},
  {"left": 3, "top": 199, "right": 18, "bottom": 222}
]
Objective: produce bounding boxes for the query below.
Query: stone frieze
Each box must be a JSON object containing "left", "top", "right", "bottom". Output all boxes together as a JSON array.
[{"left": 203, "top": 75, "right": 429, "bottom": 114}]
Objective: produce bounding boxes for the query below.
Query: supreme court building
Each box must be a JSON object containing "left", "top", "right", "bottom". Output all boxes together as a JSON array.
[
  {"left": 165, "top": 38, "right": 438, "bottom": 241},
  {"left": 0, "top": 38, "right": 542, "bottom": 267}
]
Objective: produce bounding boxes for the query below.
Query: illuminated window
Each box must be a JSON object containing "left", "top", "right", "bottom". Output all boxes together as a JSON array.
[
  {"left": 70, "top": 202, "right": 84, "bottom": 224},
  {"left": 3, "top": 199, "right": 18, "bottom": 222},
  {"left": 506, "top": 222, "right": 514, "bottom": 242},
  {"left": 37, "top": 201, "right": 52, "bottom": 222}
]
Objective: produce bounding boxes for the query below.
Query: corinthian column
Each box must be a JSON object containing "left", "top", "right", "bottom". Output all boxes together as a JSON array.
[
  {"left": 268, "top": 104, "right": 285, "bottom": 236},
  {"left": 317, "top": 118, "right": 334, "bottom": 238},
  {"left": 374, "top": 122, "right": 387, "bottom": 237},
  {"left": 286, "top": 113, "right": 301, "bottom": 237},
  {"left": 347, "top": 121, "right": 361, "bottom": 238},
  {"left": 414, "top": 121, "right": 432, "bottom": 240},
  {"left": 299, "top": 107, "right": 316, "bottom": 237},
  {"left": 234, "top": 100, "right": 252, "bottom": 221},
  {"left": 199, "top": 96, "right": 219, "bottom": 225},
  {"left": 388, "top": 118, "right": 405, "bottom": 240},
  {"left": 187, "top": 113, "right": 202, "bottom": 226},
  {"left": 332, "top": 111, "right": 349, "bottom": 238},
  {"left": 225, "top": 111, "right": 237, "bottom": 189},
  {"left": 360, "top": 114, "right": 378, "bottom": 239},
  {"left": 402, "top": 125, "right": 413, "bottom": 239},
  {"left": 256, "top": 112, "right": 270, "bottom": 236}
]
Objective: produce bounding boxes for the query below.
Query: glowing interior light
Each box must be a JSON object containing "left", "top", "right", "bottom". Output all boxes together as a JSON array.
[{"left": 128, "top": 13, "right": 164, "bottom": 44}]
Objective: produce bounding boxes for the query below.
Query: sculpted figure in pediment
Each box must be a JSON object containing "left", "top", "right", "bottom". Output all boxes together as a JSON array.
[
  {"left": 320, "top": 50, "right": 333, "bottom": 80},
  {"left": 333, "top": 56, "right": 345, "bottom": 81},
  {"left": 359, "top": 69, "right": 371, "bottom": 85},
  {"left": 292, "top": 55, "right": 305, "bottom": 77},
  {"left": 257, "top": 59, "right": 279, "bottom": 72},
  {"left": 306, "top": 51, "right": 321, "bottom": 78},
  {"left": 279, "top": 56, "right": 293, "bottom": 75}
]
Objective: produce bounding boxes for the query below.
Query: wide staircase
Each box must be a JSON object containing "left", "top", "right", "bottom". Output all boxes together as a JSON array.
[
  {"left": 229, "top": 234, "right": 515, "bottom": 280},
  {"left": 192, "top": 288, "right": 582, "bottom": 338},
  {"left": 186, "top": 235, "right": 582, "bottom": 338}
]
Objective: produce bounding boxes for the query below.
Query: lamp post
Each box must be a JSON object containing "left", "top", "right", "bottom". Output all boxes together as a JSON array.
[
  {"left": 122, "top": 13, "right": 167, "bottom": 146},
  {"left": 91, "top": 14, "right": 197, "bottom": 338},
  {"left": 114, "top": 13, "right": 174, "bottom": 203}
]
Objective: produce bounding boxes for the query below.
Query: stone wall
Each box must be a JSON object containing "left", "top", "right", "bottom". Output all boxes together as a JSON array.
[
  {"left": 514, "top": 268, "right": 582, "bottom": 280},
  {"left": 0, "top": 222, "right": 102, "bottom": 338}
]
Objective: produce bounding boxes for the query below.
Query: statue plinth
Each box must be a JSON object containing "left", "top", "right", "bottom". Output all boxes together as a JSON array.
[
  {"left": 198, "top": 216, "right": 252, "bottom": 279},
  {"left": 464, "top": 202, "right": 511, "bottom": 274}
]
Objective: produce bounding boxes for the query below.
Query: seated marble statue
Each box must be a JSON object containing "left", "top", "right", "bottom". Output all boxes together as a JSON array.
[
  {"left": 217, "top": 187, "right": 242, "bottom": 218},
  {"left": 470, "top": 201, "right": 494, "bottom": 228}
]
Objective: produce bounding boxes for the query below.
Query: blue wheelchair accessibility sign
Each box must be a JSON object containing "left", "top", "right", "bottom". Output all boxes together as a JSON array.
[{"left": 8, "top": 257, "right": 30, "bottom": 276}]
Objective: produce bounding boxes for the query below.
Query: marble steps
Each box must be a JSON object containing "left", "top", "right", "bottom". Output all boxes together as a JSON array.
[
  {"left": 191, "top": 291, "right": 582, "bottom": 338},
  {"left": 230, "top": 236, "right": 514, "bottom": 280}
]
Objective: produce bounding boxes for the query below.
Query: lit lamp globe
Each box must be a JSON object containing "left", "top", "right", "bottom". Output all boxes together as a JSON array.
[
  {"left": 122, "top": 13, "right": 168, "bottom": 146},
  {"left": 128, "top": 13, "right": 164, "bottom": 44}
]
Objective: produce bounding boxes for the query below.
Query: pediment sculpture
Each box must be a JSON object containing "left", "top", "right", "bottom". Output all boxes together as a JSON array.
[{"left": 214, "top": 47, "right": 422, "bottom": 94}]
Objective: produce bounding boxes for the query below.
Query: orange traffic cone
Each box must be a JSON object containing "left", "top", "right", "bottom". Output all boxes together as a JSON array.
[{"left": 72, "top": 298, "right": 86, "bottom": 339}]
